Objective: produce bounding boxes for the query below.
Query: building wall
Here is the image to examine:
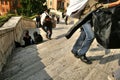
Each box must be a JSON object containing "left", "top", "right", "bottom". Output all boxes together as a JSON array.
[
  {"left": 0, "top": 0, "right": 11, "bottom": 15},
  {"left": 47, "top": 0, "right": 69, "bottom": 11},
  {"left": 64, "top": 0, "right": 69, "bottom": 10},
  {"left": 0, "top": 0, "right": 21, "bottom": 16}
]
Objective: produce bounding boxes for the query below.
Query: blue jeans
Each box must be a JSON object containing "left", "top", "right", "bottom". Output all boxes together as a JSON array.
[{"left": 72, "top": 21, "right": 94, "bottom": 56}]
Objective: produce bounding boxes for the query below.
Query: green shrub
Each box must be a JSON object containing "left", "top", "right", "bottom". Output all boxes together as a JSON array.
[{"left": 0, "top": 14, "right": 15, "bottom": 27}]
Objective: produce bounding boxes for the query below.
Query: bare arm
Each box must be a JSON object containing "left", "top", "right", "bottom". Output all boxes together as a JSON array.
[{"left": 108, "top": 0, "right": 120, "bottom": 7}]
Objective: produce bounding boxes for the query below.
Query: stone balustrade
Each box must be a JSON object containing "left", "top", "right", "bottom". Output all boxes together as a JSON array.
[{"left": 0, "top": 16, "right": 36, "bottom": 72}]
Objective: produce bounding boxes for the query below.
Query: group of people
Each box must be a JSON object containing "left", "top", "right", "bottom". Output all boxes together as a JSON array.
[
  {"left": 23, "top": 7, "right": 56, "bottom": 47},
  {"left": 23, "top": 0, "right": 120, "bottom": 65},
  {"left": 66, "top": 0, "right": 120, "bottom": 64},
  {"left": 23, "top": 30, "right": 43, "bottom": 47},
  {"left": 36, "top": 7, "right": 59, "bottom": 40}
]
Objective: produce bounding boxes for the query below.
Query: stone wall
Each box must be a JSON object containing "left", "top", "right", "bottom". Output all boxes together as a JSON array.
[{"left": 0, "top": 17, "right": 36, "bottom": 72}]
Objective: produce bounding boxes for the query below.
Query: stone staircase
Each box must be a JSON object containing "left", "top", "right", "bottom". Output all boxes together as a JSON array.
[{"left": 0, "top": 22, "right": 120, "bottom": 80}]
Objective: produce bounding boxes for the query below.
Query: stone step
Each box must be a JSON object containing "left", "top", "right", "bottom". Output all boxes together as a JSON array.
[
  {"left": 25, "top": 51, "right": 77, "bottom": 80},
  {"left": 44, "top": 53, "right": 77, "bottom": 78},
  {"left": 26, "top": 69, "right": 52, "bottom": 80},
  {"left": 36, "top": 33, "right": 78, "bottom": 59},
  {"left": 12, "top": 46, "right": 38, "bottom": 60},
  {"left": 36, "top": 38, "right": 67, "bottom": 56},
  {"left": 4, "top": 51, "right": 41, "bottom": 71},
  {"left": 40, "top": 38, "right": 75, "bottom": 66},
  {"left": 53, "top": 59, "right": 97, "bottom": 80},
  {"left": 38, "top": 38, "right": 73, "bottom": 58},
  {"left": 84, "top": 51, "right": 120, "bottom": 80},
  {"left": 1, "top": 65, "right": 21, "bottom": 80},
  {"left": 53, "top": 40, "right": 106, "bottom": 80},
  {"left": 5, "top": 60, "right": 45, "bottom": 80}
]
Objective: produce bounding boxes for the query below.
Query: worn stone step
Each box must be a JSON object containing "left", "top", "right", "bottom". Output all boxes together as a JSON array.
[
  {"left": 4, "top": 51, "right": 41, "bottom": 71},
  {"left": 40, "top": 39, "right": 75, "bottom": 66},
  {"left": 5, "top": 60, "right": 45, "bottom": 80},
  {"left": 53, "top": 59, "right": 97, "bottom": 80},
  {"left": 84, "top": 51, "right": 120, "bottom": 80},
  {"left": 26, "top": 69, "right": 52, "bottom": 80},
  {"left": 1, "top": 65, "right": 21, "bottom": 80},
  {"left": 53, "top": 41, "right": 105, "bottom": 80},
  {"left": 38, "top": 38, "right": 66, "bottom": 51},
  {"left": 37, "top": 33, "right": 78, "bottom": 59},
  {"left": 25, "top": 51, "right": 77, "bottom": 80},
  {"left": 43, "top": 51, "right": 77, "bottom": 78},
  {"left": 12, "top": 46, "right": 38, "bottom": 60}
]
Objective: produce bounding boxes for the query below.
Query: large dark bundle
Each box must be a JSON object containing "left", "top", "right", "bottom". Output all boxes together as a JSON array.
[{"left": 92, "top": 5, "right": 120, "bottom": 49}]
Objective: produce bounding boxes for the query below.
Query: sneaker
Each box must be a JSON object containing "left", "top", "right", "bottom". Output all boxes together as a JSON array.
[
  {"left": 79, "top": 55, "right": 92, "bottom": 64},
  {"left": 71, "top": 50, "right": 80, "bottom": 58}
]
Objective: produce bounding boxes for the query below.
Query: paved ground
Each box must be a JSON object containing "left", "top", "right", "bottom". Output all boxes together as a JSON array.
[{"left": 0, "top": 17, "right": 120, "bottom": 80}]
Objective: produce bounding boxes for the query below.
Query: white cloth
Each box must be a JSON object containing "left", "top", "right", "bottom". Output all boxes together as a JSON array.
[
  {"left": 66, "top": 0, "right": 88, "bottom": 18},
  {"left": 41, "top": 12, "right": 49, "bottom": 25}
]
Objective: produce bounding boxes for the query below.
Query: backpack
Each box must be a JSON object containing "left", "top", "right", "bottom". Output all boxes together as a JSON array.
[
  {"left": 33, "top": 32, "right": 43, "bottom": 44},
  {"left": 92, "top": 5, "right": 120, "bottom": 49}
]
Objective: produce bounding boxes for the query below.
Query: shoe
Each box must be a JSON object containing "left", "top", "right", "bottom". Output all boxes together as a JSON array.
[
  {"left": 71, "top": 50, "right": 80, "bottom": 58},
  {"left": 48, "top": 37, "right": 52, "bottom": 40},
  {"left": 108, "top": 74, "right": 115, "bottom": 80},
  {"left": 46, "top": 34, "right": 48, "bottom": 39},
  {"left": 79, "top": 55, "right": 92, "bottom": 64}
]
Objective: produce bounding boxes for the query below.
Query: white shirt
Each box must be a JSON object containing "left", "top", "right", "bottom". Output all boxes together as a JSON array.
[
  {"left": 66, "top": 0, "right": 88, "bottom": 18},
  {"left": 41, "top": 11, "right": 49, "bottom": 25}
]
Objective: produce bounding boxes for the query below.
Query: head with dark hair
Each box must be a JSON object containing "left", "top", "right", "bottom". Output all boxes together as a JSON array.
[
  {"left": 46, "top": 9, "right": 50, "bottom": 13},
  {"left": 44, "top": 6, "right": 48, "bottom": 10},
  {"left": 25, "top": 30, "right": 29, "bottom": 36},
  {"left": 33, "top": 31, "right": 38, "bottom": 37}
]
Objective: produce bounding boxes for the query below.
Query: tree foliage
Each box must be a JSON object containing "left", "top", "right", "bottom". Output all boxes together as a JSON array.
[{"left": 19, "top": 0, "right": 46, "bottom": 16}]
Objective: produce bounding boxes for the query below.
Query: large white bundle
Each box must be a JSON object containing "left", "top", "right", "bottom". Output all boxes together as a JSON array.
[{"left": 66, "top": 0, "right": 88, "bottom": 18}]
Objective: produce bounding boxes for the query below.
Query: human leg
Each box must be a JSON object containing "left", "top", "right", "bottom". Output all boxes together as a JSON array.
[
  {"left": 77, "top": 21, "right": 94, "bottom": 56},
  {"left": 47, "top": 27, "right": 52, "bottom": 39},
  {"left": 78, "top": 21, "right": 94, "bottom": 64},
  {"left": 36, "top": 22, "right": 40, "bottom": 28},
  {"left": 72, "top": 28, "right": 86, "bottom": 54}
]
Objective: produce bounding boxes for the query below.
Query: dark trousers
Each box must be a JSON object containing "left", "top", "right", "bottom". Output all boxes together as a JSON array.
[{"left": 42, "top": 26, "right": 52, "bottom": 39}]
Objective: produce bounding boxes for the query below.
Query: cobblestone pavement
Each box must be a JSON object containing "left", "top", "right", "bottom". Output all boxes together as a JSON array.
[{"left": 0, "top": 18, "right": 120, "bottom": 80}]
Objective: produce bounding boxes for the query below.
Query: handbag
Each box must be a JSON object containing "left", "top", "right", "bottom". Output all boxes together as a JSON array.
[{"left": 92, "top": 5, "right": 120, "bottom": 49}]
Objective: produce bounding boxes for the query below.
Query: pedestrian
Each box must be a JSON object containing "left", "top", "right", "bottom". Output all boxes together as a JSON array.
[
  {"left": 36, "top": 13, "right": 41, "bottom": 28},
  {"left": 63, "top": 10, "right": 68, "bottom": 25},
  {"left": 23, "top": 30, "right": 34, "bottom": 47},
  {"left": 65, "top": 15, "right": 68, "bottom": 25},
  {"left": 41, "top": 7, "right": 52, "bottom": 39},
  {"left": 67, "top": 0, "right": 120, "bottom": 64},
  {"left": 67, "top": 0, "right": 94, "bottom": 64},
  {"left": 62, "top": 12, "right": 65, "bottom": 18},
  {"left": 41, "top": 7, "right": 53, "bottom": 40},
  {"left": 56, "top": 15, "right": 60, "bottom": 24},
  {"left": 43, "top": 15, "right": 53, "bottom": 39}
]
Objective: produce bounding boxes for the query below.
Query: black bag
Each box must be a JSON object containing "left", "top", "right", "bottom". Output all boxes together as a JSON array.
[
  {"left": 92, "top": 5, "right": 120, "bottom": 49},
  {"left": 33, "top": 31, "right": 43, "bottom": 44}
]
